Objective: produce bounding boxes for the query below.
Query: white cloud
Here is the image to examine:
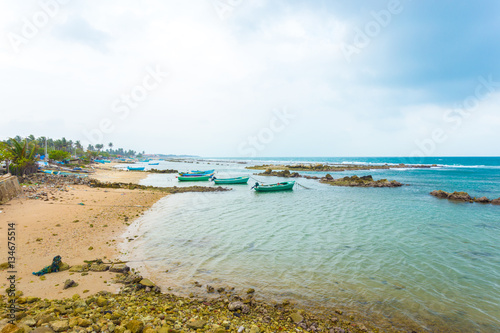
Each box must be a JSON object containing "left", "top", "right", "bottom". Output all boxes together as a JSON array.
[{"left": 0, "top": 0, "right": 498, "bottom": 156}]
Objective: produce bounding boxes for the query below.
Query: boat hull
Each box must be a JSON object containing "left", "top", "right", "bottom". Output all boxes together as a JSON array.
[
  {"left": 179, "top": 169, "right": 215, "bottom": 176},
  {"left": 178, "top": 175, "right": 212, "bottom": 181},
  {"left": 213, "top": 177, "right": 249, "bottom": 184},
  {"left": 127, "top": 166, "right": 145, "bottom": 171},
  {"left": 254, "top": 181, "right": 295, "bottom": 192}
]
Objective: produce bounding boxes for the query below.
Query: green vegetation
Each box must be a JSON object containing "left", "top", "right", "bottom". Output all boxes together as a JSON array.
[
  {"left": 49, "top": 150, "right": 71, "bottom": 161},
  {"left": 1, "top": 135, "right": 140, "bottom": 176},
  {"left": 0, "top": 138, "right": 37, "bottom": 176}
]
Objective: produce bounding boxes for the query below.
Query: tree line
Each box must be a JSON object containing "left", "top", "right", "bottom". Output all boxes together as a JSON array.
[{"left": 0, "top": 135, "right": 139, "bottom": 176}]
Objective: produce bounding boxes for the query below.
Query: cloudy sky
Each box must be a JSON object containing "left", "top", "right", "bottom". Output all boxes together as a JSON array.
[{"left": 1, "top": 0, "right": 499, "bottom": 157}]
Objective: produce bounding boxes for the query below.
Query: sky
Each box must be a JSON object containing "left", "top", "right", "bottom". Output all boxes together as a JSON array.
[{"left": 1, "top": 0, "right": 499, "bottom": 157}]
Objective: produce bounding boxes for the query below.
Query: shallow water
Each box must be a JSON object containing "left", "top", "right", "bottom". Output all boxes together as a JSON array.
[{"left": 122, "top": 157, "right": 500, "bottom": 332}]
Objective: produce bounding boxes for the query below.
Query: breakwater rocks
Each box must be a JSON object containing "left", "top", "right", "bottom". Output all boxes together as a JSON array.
[
  {"left": 430, "top": 190, "right": 500, "bottom": 205},
  {"left": 247, "top": 163, "right": 434, "bottom": 172},
  {"left": 88, "top": 179, "right": 231, "bottom": 194},
  {"left": 320, "top": 175, "right": 403, "bottom": 188},
  {"left": 0, "top": 280, "right": 373, "bottom": 333}
]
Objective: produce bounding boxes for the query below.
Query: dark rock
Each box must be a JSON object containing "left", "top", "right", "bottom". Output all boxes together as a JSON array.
[
  {"left": 448, "top": 191, "right": 473, "bottom": 202},
  {"left": 321, "top": 175, "right": 402, "bottom": 187},
  {"left": 63, "top": 279, "right": 77, "bottom": 289},
  {"left": 492, "top": 198, "right": 500, "bottom": 205},
  {"left": 228, "top": 301, "right": 244, "bottom": 311},
  {"left": 90, "top": 263, "right": 109, "bottom": 272},
  {"left": 329, "top": 328, "right": 345, "bottom": 333},
  {"left": 430, "top": 190, "right": 450, "bottom": 199},
  {"left": 474, "top": 196, "right": 491, "bottom": 204},
  {"left": 110, "top": 264, "right": 130, "bottom": 273}
]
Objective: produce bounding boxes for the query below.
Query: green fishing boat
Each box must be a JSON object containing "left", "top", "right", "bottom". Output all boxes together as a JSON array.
[
  {"left": 252, "top": 181, "right": 295, "bottom": 192},
  {"left": 213, "top": 176, "right": 249, "bottom": 184},
  {"left": 177, "top": 174, "right": 212, "bottom": 181}
]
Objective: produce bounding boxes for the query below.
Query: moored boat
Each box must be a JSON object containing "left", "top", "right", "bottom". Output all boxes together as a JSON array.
[
  {"left": 127, "top": 166, "right": 145, "bottom": 171},
  {"left": 252, "top": 181, "right": 295, "bottom": 192},
  {"left": 148, "top": 162, "right": 159, "bottom": 165},
  {"left": 177, "top": 174, "right": 213, "bottom": 181},
  {"left": 179, "top": 169, "right": 215, "bottom": 176},
  {"left": 213, "top": 176, "right": 249, "bottom": 184}
]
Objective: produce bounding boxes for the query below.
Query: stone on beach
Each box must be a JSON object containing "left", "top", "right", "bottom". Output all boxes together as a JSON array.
[
  {"left": 49, "top": 320, "right": 69, "bottom": 332},
  {"left": 125, "top": 320, "right": 144, "bottom": 333},
  {"left": 228, "top": 301, "right": 244, "bottom": 311},
  {"left": 186, "top": 318, "right": 207, "bottom": 329},
  {"left": 110, "top": 263, "right": 130, "bottom": 273},
  {"left": 1, "top": 324, "right": 23, "bottom": 333},
  {"left": 68, "top": 265, "right": 86, "bottom": 272},
  {"left": 90, "top": 263, "right": 109, "bottom": 272},
  {"left": 290, "top": 312, "right": 303, "bottom": 323},
  {"left": 139, "top": 278, "right": 155, "bottom": 287},
  {"left": 63, "top": 279, "right": 77, "bottom": 289}
]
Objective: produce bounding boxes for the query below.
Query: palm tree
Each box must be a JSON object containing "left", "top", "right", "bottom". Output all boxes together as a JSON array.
[{"left": 5, "top": 138, "right": 37, "bottom": 176}]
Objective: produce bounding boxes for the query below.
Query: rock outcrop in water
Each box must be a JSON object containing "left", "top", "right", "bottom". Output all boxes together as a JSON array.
[
  {"left": 430, "top": 190, "right": 500, "bottom": 205},
  {"left": 320, "top": 175, "right": 403, "bottom": 187},
  {"left": 247, "top": 163, "right": 435, "bottom": 172},
  {"left": 256, "top": 169, "right": 301, "bottom": 178}
]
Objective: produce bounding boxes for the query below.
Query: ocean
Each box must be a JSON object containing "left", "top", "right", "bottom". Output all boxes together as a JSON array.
[{"left": 121, "top": 157, "right": 500, "bottom": 332}]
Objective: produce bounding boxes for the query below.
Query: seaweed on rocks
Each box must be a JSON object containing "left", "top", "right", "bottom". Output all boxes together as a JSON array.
[
  {"left": 257, "top": 169, "right": 301, "bottom": 178},
  {"left": 89, "top": 179, "right": 231, "bottom": 193},
  {"left": 320, "top": 175, "right": 403, "bottom": 187},
  {"left": 430, "top": 190, "right": 500, "bottom": 205}
]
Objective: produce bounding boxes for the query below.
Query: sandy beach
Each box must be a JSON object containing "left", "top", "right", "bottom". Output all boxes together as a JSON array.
[{"left": 0, "top": 166, "right": 166, "bottom": 299}]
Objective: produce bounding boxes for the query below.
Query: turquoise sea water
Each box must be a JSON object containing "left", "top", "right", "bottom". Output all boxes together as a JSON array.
[{"left": 121, "top": 157, "right": 500, "bottom": 332}]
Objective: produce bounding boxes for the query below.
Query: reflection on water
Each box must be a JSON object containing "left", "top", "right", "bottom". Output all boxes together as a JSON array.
[{"left": 122, "top": 159, "right": 500, "bottom": 332}]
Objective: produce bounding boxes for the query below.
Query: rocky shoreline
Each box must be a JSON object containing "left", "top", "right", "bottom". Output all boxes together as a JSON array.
[
  {"left": 19, "top": 174, "right": 230, "bottom": 200},
  {"left": 88, "top": 179, "right": 231, "bottom": 194},
  {"left": 247, "top": 163, "right": 435, "bottom": 172},
  {"left": 1, "top": 260, "right": 373, "bottom": 333},
  {"left": 430, "top": 190, "right": 500, "bottom": 204}
]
